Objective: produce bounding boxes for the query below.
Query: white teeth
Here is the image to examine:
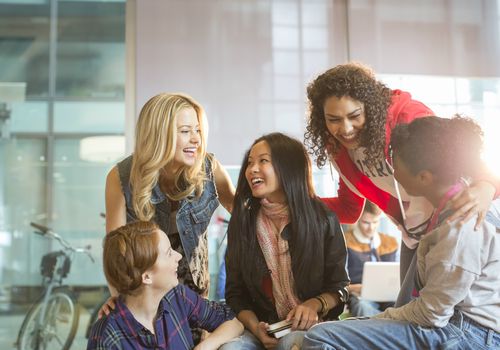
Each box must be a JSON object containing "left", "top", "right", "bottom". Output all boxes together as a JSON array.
[
  {"left": 251, "top": 178, "right": 263, "bottom": 185},
  {"left": 342, "top": 133, "right": 357, "bottom": 140}
]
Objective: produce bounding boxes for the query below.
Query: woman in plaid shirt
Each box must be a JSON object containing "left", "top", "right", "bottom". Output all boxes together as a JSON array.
[{"left": 87, "top": 221, "right": 243, "bottom": 350}]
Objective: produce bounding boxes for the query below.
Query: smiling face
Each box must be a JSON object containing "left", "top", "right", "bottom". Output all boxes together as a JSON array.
[
  {"left": 245, "top": 140, "right": 285, "bottom": 203},
  {"left": 323, "top": 95, "right": 366, "bottom": 150},
  {"left": 172, "top": 107, "right": 201, "bottom": 169},
  {"left": 148, "top": 230, "right": 182, "bottom": 293}
]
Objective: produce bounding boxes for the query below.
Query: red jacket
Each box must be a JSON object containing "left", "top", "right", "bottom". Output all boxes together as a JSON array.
[
  {"left": 322, "top": 89, "right": 500, "bottom": 226},
  {"left": 322, "top": 90, "right": 434, "bottom": 225}
]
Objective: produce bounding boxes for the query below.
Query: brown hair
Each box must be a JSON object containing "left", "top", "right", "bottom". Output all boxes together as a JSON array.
[
  {"left": 362, "top": 200, "right": 382, "bottom": 216},
  {"left": 103, "top": 221, "right": 160, "bottom": 295}
]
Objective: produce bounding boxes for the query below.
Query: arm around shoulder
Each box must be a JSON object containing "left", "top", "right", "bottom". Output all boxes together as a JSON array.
[{"left": 104, "top": 166, "right": 125, "bottom": 298}]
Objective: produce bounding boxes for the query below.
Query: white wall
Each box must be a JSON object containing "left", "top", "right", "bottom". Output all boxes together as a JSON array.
[{"left": 130, "top": 0, "right": 500, "bottom": 164}]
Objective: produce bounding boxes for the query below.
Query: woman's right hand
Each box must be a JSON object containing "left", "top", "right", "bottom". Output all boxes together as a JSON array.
[
  {"left": 97, "top": 296, "right": 117, "bottom": 319},
  {"left": 255, "top": 322, "right": 279, "bottom": 350}
]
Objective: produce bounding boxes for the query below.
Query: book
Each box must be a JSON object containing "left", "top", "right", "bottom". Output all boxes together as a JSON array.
[{"left": 267, "top": 319, "right": 292, "bottom": 339}]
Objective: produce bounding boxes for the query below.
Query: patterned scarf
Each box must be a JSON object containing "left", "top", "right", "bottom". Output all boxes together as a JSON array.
[{"left": 256, "top": 198, "right": 300, "bottom": 319}]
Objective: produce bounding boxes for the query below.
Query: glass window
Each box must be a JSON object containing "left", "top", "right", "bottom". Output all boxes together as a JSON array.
[
  {"left": 0, "top": 1, "right": 125, "bottom": 347},
  {"left": 54, "top": 101, "right": 125, "bottom": 133},
  {"left": 0, "top": 2, "right": 50, "bottom": 97},
  {"left": 9, "top": 101, "right": 48, "bottom": 133},
  {"left": 52, "top": 137, "right": 123, "bottom": 285},
  {"left": 0, "top": 138, "right": 47, "bottom": 286},
  {"left": 56, "top": 1, "right": 125, "bottom": 98}
]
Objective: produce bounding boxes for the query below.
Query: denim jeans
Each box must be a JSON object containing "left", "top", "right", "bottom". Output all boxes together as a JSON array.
[
  {"left": 220, "top": 329, "right": 306, "bottom": 350},
  {"left": 348, "top": 295, "right": 383, "bottom": 317},
  {"left": 302, "top": 311, "right": 500, "bottom": 350}
]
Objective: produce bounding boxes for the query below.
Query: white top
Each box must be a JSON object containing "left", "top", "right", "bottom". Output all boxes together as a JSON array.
[
  {"left": 340, "top": 147, "right": 435, "bottom": 248},
  {"left": 375, "top": 201, "right": 500, "bottom": 332}
]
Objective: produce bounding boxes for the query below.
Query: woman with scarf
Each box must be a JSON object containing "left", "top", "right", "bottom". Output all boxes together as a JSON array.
[{"left": 222, "top": 133, "right": 349, "bottom": 350}]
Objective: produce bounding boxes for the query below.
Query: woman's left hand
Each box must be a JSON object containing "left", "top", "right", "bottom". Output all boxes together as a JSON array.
[
  {"left": 447, "top": 181, "right": 496, "bottom": 230},
  {"left": 286, "top": 299, "right": 320, "bottom": 331}
]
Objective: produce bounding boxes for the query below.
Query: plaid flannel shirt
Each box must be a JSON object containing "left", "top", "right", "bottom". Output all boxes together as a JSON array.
[{"left": 87, "top": 284, "right": 235, "bottom": 350}]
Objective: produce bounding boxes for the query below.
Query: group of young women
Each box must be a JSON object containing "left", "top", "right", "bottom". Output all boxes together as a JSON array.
[{"left": 88, "top": 62, "right": 500, "bottom": 350}]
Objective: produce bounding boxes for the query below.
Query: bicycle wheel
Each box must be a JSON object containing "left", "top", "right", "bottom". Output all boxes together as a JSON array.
[{"left": 17, "top": 289, "right": 80, "bottom": 350}]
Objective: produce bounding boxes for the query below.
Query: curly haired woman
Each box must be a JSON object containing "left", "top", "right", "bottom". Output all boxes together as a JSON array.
[{"left": 304, "top": 63, "right": 500, "bottom": 306}]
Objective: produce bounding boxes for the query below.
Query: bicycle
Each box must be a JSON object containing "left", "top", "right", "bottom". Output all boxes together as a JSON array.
[{"left": 15, "top": 222, "right": 95, "bottom": 350}]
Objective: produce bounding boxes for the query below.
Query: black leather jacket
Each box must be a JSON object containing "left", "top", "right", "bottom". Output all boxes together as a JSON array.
[{"left": 225, "top": 210, "right": 349, "bottom": 323}]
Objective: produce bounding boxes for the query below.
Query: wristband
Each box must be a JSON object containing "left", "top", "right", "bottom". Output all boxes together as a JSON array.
[{"left": 314, "top": 295, "right": 328, "bottom": 317}]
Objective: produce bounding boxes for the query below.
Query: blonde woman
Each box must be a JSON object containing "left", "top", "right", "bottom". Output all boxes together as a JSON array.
[{"left": 101, "top": 93, "right": 234, "bottom": 342}]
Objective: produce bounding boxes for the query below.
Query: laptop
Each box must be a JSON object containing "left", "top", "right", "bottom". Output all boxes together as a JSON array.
[{"left": 360, "top": 262, "right": 400, "bottom": 302}]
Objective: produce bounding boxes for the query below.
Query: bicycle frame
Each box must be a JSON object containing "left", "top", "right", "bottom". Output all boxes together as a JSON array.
[
  {"left": 16, "top": 222, "right": 94, "bottom": 350},
  {"left": 32, "top": 253, "right": 69, "bottom": 349}
]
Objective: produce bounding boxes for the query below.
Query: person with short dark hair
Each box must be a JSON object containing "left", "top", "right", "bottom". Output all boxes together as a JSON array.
[
  {"left": 87, "top": 221, "right": 243, "bottom": 350},
  {"left": 303, "top": 116, "right": 500, "bottom": 349},
  {"left": 345, "top": 201, "right": 398, "bottom": 317}
]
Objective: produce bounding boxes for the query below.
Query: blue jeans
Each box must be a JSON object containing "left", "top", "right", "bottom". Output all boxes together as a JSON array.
[
  {"left": 220, "top": 329, "right": 306, "bottom": 350},
  {"left": 348, "top": 295, "right": 383, "bottom": 317},
  {"left": 302, "top": 312, "right": 500, "bottom": 350}
]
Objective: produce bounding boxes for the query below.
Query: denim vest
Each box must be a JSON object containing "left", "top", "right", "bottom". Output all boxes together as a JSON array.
[{"left": 117, "top": 155, "right": 220, "bottom": 267}]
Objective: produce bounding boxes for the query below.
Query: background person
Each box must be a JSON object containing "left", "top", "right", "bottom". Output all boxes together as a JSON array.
[
  {"left": 87, "top": 221, "right": 243, "bottom": 350},
  {"left": 345, "top": 201, "right": 398, "bottom": 317},
  {"left": 223, "top": 133, "right": 349, "bottom": 350}
]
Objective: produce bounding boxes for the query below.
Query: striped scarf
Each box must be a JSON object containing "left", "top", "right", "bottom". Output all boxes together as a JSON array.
[{"left": 256, "top": 198, "right": 300, "bottom": 319}]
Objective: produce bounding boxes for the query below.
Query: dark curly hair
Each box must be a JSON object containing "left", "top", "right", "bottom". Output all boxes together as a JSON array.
[
  {"left": 304, "top": 62, "right": 392, "bottom": 168},
  {"left": 390, "top": 116, "right": 483, "bottom": 184}
]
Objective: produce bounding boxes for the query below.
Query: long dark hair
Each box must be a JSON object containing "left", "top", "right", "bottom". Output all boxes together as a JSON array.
[
  {"left": 227, "top": 132, "right": 329, "bottom": 295},
  {"left": 390, "top": 116, "right": 483, "bottom": 184}
]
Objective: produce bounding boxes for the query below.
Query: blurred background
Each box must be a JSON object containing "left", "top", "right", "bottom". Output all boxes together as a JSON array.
[{"left": 1, "top": 0, "right": 500, "bottom": 348}]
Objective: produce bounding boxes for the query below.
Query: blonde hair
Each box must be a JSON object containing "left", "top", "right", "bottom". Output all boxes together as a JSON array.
[{"left": 130, "top": 93, "right": 208, "bottom": 221}]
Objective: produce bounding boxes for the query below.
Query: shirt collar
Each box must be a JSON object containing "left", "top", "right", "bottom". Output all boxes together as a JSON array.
[
  {"left": 114, "top": 296, "right": 146, "bottom": 339},
  {"left": 352, "top": 226, "right": 381, "bottom": 248},
  {"left": 114, "top": 294, "right": 170, "bottom": 338}
]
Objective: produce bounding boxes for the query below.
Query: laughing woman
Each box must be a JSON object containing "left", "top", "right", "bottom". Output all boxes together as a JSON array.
[
  {"left": 223, "top": 133, "right": 349, "bottom": 350},
  {"left": 101, "top": 93, "right": 235, "bottom": 343},
  {"left": 305, "top": 63, "right": 500, "bottom": 306}
]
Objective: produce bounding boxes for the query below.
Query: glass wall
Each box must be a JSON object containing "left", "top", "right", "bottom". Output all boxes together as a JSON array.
[
  {"left": 0, "top": 0, "right": 125, "bottom": 348},
  {"left": 1, "top": 0, "right": 499, "bottom": 348}
]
